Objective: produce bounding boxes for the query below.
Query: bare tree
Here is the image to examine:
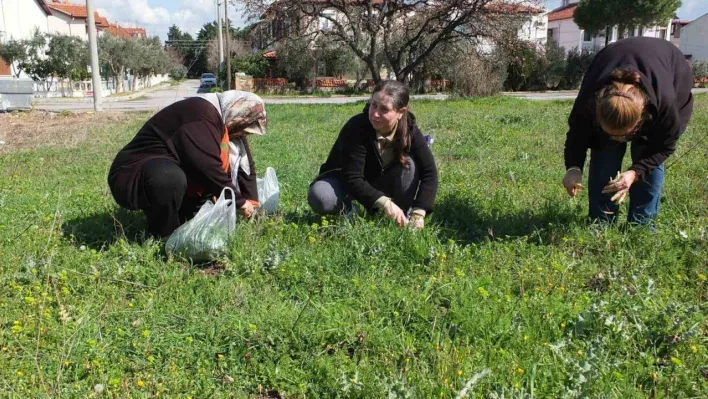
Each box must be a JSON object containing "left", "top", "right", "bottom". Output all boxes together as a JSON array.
[
  {"left": 207, "top": 38, "right": 250, "bottom": 73},
  {"left": 243, "top": 0, "right": 539, "bottom": 83}
]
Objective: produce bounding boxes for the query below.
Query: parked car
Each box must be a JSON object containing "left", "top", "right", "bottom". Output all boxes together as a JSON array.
[{"left": 200, "top": 73, "right": 217, "bottom": 88}]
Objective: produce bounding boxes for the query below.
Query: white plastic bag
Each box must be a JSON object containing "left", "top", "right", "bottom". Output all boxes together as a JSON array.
[
  {"left": 228, "top": 141, "right": 243, "bottom": 193},
  {"left": 165, "top": 187, "right": 237, "bottom": 263},
  {"left": 257, "top": 167, "right": 280, "bottom": 213}
]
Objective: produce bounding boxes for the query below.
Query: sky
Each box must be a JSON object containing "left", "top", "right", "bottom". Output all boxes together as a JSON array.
[
  {"left": 93, "top": 0, "right": 249, "bottom": 40},
  {"left": 93, "top": 0, "right": 708, "bottom": 41}
]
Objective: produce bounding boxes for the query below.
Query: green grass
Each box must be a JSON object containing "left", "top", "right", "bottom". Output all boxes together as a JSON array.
[{"left": 1, "top": 96, "right": 707, "bottom": 398}]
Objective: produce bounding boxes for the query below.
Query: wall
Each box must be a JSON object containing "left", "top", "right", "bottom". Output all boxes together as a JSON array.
[
  {"left": 0, "top": 0, "right": 49, "bottom": 41},
  {"left": 48, "top": 12, "right": 88, "bottom": 40},
  {"left": 680, "top": 14, "right": 708, "bottom": 61},
  {"left": 548, "top": 18, "right": 582, "bottom": 52},
  {"left": 0, "top": 0, "right": 49, "bottom": 78},
  {"left": 518, "top": 13, "right": 548, "bottom": 45},
  {"left": 551, "top": 19, "right": 673, "bottom": 54}
]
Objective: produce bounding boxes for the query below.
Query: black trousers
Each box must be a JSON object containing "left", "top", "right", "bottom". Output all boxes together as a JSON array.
[{"left": 137, "top": 158, "right": 205, "bottom": 238}]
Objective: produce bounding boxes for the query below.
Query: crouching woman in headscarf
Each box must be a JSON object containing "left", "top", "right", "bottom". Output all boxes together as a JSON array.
[{"left": 108, "top": 91, "right": 267, "bottom": 238}]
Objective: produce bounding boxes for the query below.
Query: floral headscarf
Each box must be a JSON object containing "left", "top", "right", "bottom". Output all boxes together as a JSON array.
[
  {"left": 197, "top": 90, "right": 267, "bottom": 175},
  {"left": 198, "top": 90, "right": 267, "bottom": 136}
]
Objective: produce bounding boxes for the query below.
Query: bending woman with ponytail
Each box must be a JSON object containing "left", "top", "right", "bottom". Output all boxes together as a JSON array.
[
  {"left": 308, "top": 80, "right": 438, "bottom": 229},
  {"left": 562, "top": 37, "right": 694, "bottom": 224}
]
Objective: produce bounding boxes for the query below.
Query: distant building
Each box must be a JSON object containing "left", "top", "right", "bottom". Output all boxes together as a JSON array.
[
  {"left": 47, "top": 0, "right": 109, "bottom": 41},
  {"left": 547, "top": 0, "right": 675, "bottom": 53},
  {"left": 679, "top": 13, "right": 708, "bottom": 61}
]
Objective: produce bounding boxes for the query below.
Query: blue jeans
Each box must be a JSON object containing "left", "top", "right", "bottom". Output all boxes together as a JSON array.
[{"left": 588, "top": 141, "right": 664, "bottom": 224}]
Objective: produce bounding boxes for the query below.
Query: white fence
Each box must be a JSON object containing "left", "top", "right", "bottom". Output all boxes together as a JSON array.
[{"left": 33, "top": 74, "right": 170, "bottom": 98}]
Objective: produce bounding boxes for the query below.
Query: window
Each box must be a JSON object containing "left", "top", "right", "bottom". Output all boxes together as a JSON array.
[
  {"left": 320, "top": 10, "right": 336, "bottom": 31},
  {"left": 547, "top": 28, "right": 556, "bottom": 44},
  {"left": 583, "top": 30, "right": 592, "bottom": 42}
]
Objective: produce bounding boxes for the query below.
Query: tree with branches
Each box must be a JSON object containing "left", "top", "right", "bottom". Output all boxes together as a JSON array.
[
  {"left": 0, "top": 29, "right": 50, "bottom": 82},
  {"left": 0, "top": 39, "right": 28, "bottom": 78},
  {"left": 98, "top": 33, "right": 137, "bottom": 93},
  {"left": 243, "top": 0, "right": 538, "bottom": 83}
]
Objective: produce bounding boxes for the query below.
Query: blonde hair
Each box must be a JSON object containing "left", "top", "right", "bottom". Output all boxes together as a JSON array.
[{"left": 596, "top": 70, "right": 646, "bottom": 132}]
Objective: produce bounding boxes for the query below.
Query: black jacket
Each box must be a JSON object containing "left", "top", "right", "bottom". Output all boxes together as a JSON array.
[
  {"left": 565, "top": 37, "right": 694, "bottom": 179},
  {"left": 108, "top": 97, "right": 257, "bottom": 210},
  {"left": 318, "top": 107, "right": 438, "bottom": 213}
]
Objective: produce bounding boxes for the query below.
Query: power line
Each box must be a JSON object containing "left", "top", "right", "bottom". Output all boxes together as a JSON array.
[{"left": 665, "top": 130, "right": 708, "bottom": 170}]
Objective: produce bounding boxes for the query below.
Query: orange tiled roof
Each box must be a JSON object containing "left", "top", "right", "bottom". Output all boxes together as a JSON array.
[
  {"left": 106, "top": 24, "right": 147, "bottom": 39},
  {"left": 548, "top": 4, "right": 577, "bottom": 21},
  {"left": 95, "top": 14, "right": 109, "bottom": 28},
  {"left": 263, "top": 50, "right": 277, "bottom": 59},
  {"left": 48, "top": 1, "right": 109, "bottom": 27},
  {"left": 48, "top": 1, "right": 89, "bottom": 18},
  {"left": 124, "top": 27, "right": 147, "bottom": 37}
]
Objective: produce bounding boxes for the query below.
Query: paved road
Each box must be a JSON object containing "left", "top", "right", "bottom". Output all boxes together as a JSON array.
[
  {"left": 35, "top": 80, "right": 201, "bottom": 113},
  {"left": 34, "top": 80, "right": 451, "bottom": 112},
  {"left": 33, "top": 80, "right": 708, "bottom": 112},
  {"left": 34, "top": 80, "right": 447, "bottom": 112}
]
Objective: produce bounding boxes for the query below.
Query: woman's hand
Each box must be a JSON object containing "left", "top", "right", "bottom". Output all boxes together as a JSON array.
[
  {"left": 239, "top": 200, "right": 256, "bottom": 220},
  {"left": 410, "top": 214, "right": 424, "bottom": 230},
  {"left": 562, "top": 168, "right": 584, "bottom": 197},
  {"left": 383, "top": 200, "right": 408, "bottom": 228},
  {"left": 602, "top": 170, "right": 638, "bottom": 204}
]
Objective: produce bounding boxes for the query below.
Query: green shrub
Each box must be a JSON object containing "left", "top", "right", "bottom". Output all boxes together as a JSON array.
[
  {"left": 561, "top": 48, "right": 596, "bottom": 90},
  {"left": 170, "top": 65, "right": 188, "bottom": 81},
  {"left": 692, "top": 60, "right": 708, "bottom": 87}
]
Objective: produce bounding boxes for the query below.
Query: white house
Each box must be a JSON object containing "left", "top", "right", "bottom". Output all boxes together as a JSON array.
[
  {"left": 518, "top": 10, "right": 549, "bottom": 45},
  {"left": 547, "top": 0, "right": 673, "bottom": 53},
  {"left": 0, "top": 0, "right": 53, "bottom": 77},
  {"left": 47, "top": 0, "right": 109, "bottom": 41},
  {"left": 0, "top": 0, "right": 52, "bottom": 41},
  {"left": 679, "top": 13, "right": 708, "bottom": 61},
  {"left": 670, "top": 18, "right": 691, "bottom": 47}
]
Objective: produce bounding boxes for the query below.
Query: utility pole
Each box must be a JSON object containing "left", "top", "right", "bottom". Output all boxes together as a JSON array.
[
  {"left": 85, "top": 0, "right": 102, "bottom": 111},
  {"left": 216, "top": 0, "right": 224, "bottom": 68},
  {"left": 225, "top": 0, "right": 231, "bottom": 90}
]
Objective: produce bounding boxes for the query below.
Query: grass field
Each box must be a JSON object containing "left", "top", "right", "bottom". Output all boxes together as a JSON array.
[{"left": 1, "top": 95, "right": 707, "bottom": 398}]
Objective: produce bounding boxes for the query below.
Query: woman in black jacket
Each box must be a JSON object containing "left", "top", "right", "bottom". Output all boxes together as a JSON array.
[
  {"left": 562, "top": 37, "right": 694, "bottom": 224},
  {"left": 108, "top": 91, "right": 267, "bottom": 238},
  {"left": 308, "top": 80, "right": 438, "bottom": 229}
]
